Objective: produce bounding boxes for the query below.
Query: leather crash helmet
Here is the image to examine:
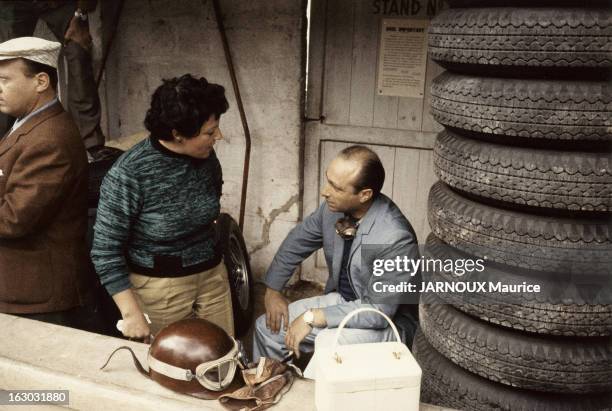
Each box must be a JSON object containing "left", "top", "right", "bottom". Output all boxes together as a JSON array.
[{"left": 148, "top": 318, "right": 243, "bottom": 399}]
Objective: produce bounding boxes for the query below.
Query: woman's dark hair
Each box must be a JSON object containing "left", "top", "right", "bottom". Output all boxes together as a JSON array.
[
  {"left": 21, "top": 59, "right": 58, "bottom": 91},
  {"left": 144, "top": 74, "right": 229, "bottom": 141}
]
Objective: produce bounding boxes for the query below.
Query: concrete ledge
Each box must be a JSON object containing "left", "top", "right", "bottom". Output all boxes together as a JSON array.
[
  {"left": 0, "top": 314, "right": 313, "bottom": 410},
  {"left": 0, "top": 314, "right": 448, "bottom": 410}
]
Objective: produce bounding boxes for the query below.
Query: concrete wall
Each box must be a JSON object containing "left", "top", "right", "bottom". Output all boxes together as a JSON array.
[{"left": 96, "top": 0, "right": 305, "bottom": 279}]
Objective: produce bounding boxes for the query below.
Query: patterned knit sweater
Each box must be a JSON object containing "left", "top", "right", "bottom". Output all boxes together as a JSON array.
[{"left": 91, "top": 137, "right": 222, "bottom": 296}]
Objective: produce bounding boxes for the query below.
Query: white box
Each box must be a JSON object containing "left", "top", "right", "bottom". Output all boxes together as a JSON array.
[{"left": 314, "top": 308, "right": 422, "bottom": 411}]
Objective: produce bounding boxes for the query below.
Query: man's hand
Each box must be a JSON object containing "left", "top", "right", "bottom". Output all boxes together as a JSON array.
[
  {"left": 264, "top": 287, "right": 289, "bottom": 334},
  {"left": 285, "top": 313, "right": 312, "bottom": 359},
  {"left": 64, "top": 15, "right": 92, "bottom": 50}
]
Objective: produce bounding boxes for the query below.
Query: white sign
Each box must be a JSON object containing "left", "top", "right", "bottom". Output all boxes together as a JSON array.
[{"left": 377, "top": 19, "right": 429, "bottom": 98}]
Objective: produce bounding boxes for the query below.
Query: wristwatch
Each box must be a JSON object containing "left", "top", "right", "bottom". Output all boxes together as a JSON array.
[
  {"left": 303, "top": 310, "right": 315, "bottom": 327},
  {"left": 74, "top": 9, "right": 88, "bottom": 21}
]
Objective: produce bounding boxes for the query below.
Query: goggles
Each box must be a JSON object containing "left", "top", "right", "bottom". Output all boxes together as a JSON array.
[
  {"left": 148, "top": 337, "right": 243, "bottom": 391},
  {"left": 335, "top": 215, "right": 359, "bottom": 240}
]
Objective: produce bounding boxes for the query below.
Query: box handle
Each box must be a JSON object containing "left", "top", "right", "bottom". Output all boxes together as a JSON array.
[{"left": 332, "top": 307, "right": 402, "bottom": 364}]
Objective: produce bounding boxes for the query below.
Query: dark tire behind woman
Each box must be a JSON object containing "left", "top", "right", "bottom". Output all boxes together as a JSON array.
[{"left": 216, "top": 213, "right": 254, "bottom": 338}]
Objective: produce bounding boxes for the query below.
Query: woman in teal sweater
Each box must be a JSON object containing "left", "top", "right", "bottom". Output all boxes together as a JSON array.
[{"left": 91, "top": 74, "right": 233, "bottom": 340}]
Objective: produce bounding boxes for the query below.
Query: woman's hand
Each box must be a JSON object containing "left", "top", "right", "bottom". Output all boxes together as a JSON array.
[
  {"left": 112, "top": 289, "right": 152, "bottom": 343},
  {"left": 120, "top": 312, "right": 152, "bottom": 343}
]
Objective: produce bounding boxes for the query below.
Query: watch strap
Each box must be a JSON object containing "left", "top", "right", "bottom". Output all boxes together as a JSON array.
[{"left": 303, "top": 310, "right": 314, "bottom": 326}]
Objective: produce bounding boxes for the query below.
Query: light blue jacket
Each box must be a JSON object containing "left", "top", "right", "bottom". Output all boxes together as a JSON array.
[{"left": 265, "top": 194, "right": 419, "bottom": 329}]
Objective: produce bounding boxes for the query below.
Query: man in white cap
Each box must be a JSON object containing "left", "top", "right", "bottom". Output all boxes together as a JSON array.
[
  {"left": 0, "top": 36, "right": 96, "bottom": 329},
  {"left": 0, "top": 1, "right": 108, "bottom": 160}
]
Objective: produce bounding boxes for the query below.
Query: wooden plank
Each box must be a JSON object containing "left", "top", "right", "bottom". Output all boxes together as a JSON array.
[
  {"left": 348, "top": 1, "right": 378, "bottom": 127},
  {"left": 372, "top": 94, "right": 399, "bottom": 128},
  {"left": 314, "top": 122, "right": 436, "bottom": 149},
  {"left": 421, "top": 56, "right": 445, "bottom": 133},
  {"left": 393, "top": 147, "right": 422, "bottom": 234},
  {"left": 303, "top": 122, "right": 323, "bottom": 218},
  {"left": 302, "top": 123, "right": 328, "bottom": 282},
  {"left": 393, "top": 147, "right": 436, "bottom": 243},
  {"left": 322, "top": 0, "right": 354, "bottom": 125},
  {"left": 414, "top": 149, "right": 437, "bottom": 242},
  {"left": 306, "top": 0, "right": 328, "bottom": 119},
  {"left": 397, "top": 95, "right": 423, "bottom": 130}
]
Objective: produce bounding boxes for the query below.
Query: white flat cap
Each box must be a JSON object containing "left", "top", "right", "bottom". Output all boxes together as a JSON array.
[{"left": 0, "top": 37, "right": 61, "bottom": 69}]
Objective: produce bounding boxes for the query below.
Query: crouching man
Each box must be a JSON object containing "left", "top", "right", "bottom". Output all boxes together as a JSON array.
[
  {"left": 253, "top": 145, "right": 419, "bottom": 365},
  {"left": 0, "top": 37, "right": 92, "bottom": 327}
]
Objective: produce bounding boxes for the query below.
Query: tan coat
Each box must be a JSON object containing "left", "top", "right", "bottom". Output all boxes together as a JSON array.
[{"left": 0, "top": 102, "right": 92, "bottom": 314}]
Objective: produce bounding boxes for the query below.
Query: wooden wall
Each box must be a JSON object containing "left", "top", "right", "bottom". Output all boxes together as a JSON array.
[{"left": 303, "top": 0, "right": 446, "bottom": 283}]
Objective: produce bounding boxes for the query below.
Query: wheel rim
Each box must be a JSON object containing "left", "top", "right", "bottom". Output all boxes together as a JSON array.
[{"left": 228, "top": 232, "right": 250, "bottom": 310}]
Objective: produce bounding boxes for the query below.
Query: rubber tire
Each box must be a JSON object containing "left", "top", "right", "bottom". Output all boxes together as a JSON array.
[
  {"left": 419, "top": 293, "right": 612, "bottom": 393},
  {"left": 431, "top": 72, "right": 612, "bottom": 142},
  {"left": 429, "top": 8, "right": 612, "bottom": 69},
  {"left": 88, "top": 147, "right": 124, "bottom": 208},
  {"left": 424, "top": 233, "right": 612, "bottom": 336},
  {"left": 412, "top": 331, "right": 612, "bottom": 411},
  {"left": 428, "top": 181, "right": 612, "bottom": 276},
  {"left": 433, "top": 129, "right": 612, "bottom": 211},
  {"left": 216, "top": 213, "right": 254, "bottom": 338},
  {"left": 447, "top": 0, "right": 612, "bottom": 7}
]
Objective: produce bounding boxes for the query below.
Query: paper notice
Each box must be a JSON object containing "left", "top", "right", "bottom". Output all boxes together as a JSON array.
[{"left": 377, "top": 19, "right": 429, "bottom": 98}]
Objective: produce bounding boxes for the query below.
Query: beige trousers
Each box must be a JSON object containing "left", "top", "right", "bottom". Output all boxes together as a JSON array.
[{"left": 130, "top": 260, "right": 234, "bottom": 337}]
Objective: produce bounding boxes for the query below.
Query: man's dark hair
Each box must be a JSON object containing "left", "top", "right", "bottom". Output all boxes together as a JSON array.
[
  {"left": 339, "top": 145, "right": 385, "bottom": 198},
  {"left": 21, "top": 59, "right": 58, "bottom": 91},
  {"left": 144, "top": 74, "right": 229, "bottom": 141}
]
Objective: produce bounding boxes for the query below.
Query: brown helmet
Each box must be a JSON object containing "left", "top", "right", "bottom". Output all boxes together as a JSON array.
[
  {"left": 101, "top": 318, "right": 244, "bottom": 399},
  {"left": 148, "top": 318, "right": 244, "bottom": 399}
]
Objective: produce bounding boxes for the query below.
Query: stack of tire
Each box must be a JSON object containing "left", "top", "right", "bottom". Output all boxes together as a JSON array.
[{"left": 413, "top": 2, "right": 612, "bottom": 410}]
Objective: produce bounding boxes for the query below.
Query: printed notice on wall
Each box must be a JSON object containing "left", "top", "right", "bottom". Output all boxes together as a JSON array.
[{"left": 376, "top": 19, "right": 429, "bottom": 98}]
